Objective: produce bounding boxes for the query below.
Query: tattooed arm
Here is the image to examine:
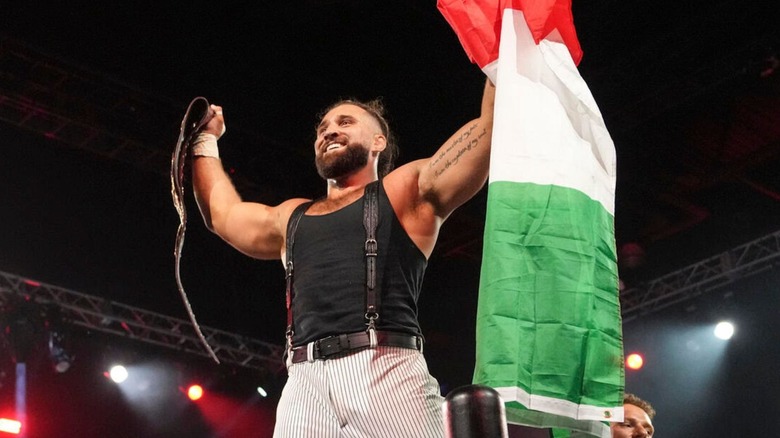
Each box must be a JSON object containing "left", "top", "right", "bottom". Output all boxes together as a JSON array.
[
  {"left": 418, "top": 79, "right": 495, "bottom": 219},
  {"left": 382, "top": 79, "right": 495, "bottom": 258}
]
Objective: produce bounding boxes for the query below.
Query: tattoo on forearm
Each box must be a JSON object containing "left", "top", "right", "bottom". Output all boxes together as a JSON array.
[{"left": 429, "top": 123, "right": 487, "bottom": 178}]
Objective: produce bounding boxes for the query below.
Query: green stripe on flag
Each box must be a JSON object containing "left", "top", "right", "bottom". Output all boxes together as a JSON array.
[{"left": 474, "top": 180, "right": 623, "bottom": 435}]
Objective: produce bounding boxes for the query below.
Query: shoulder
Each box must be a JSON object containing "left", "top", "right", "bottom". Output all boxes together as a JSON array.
[
  {"left": 277, "top": 198, "right": 312, "bottom": 224},
  {"left": 277, "top": 198, "right": 313, "bottom": 262}
]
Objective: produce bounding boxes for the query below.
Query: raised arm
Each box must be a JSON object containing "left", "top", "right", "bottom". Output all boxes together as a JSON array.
[
  {"left": 417, "top": 79, "right": 495, "bottom": 219},
  {"left": 191, "top": 106, "right": 306, "bottom": 260}
]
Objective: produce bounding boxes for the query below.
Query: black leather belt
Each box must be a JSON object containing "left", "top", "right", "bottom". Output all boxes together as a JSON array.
[{"left": 290, "top": 330, "right": 423, "bottom": 364}]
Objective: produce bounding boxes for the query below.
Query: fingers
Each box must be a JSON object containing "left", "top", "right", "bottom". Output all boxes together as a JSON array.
[{"left": 206, "top": 104, "right": 227, "bottom": 138}]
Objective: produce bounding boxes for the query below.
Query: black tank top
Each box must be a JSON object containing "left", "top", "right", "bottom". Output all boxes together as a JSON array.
[{"left": 290, "top": 180, "right": 427, "bottom": 346}]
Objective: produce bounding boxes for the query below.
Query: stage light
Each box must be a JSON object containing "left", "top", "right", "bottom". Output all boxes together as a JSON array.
[
  {"left": 108, "top": 365, "right": 129, "bottom": 383},
  {"left": 714, "top": 321, "right": 734, "bottom": 340},
  {"left": 626, "top": 353, "right": 644, "bottom": 370},
  {"left": 0, "top": 417, "right": 22, "bottom": 434},
  {"left": 48, "top": 330, "right": 74, "bottom": 373},
  {"left": 187, "top": 384, "right": 204, "bottom": 401},
  {"left": 256, "top": 386, "right": 268, "bottom": 398}
]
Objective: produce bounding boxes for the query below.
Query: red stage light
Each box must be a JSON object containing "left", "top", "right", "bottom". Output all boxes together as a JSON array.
[
  {"left": 0, "top": 417, "right": 22, "bottom": 434},
  {"left": 626, "top": 353, "right": 644, "bottom": 370},
  {"left": 187, "top": 384, "right": 204, "bottom": 401}
]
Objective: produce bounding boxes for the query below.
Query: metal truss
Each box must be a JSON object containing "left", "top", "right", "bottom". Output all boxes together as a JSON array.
[
  {"left": 0, "top": 37, "right": 181, "bottom": 175},
  {"left": 0, "top": 37, "right": 310, "bottom": 202},
  {"left": 0, "top": 270, "right": 286, "bottom": 373},
  {"left": 3, "top": 225, "right": 779, "bottom": 371},
  {"left": 621, "top": 229, "right": 780, "bottom": 323}
]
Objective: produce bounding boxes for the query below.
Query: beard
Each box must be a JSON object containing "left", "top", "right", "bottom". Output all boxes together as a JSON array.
[{"left": 315, "top": 142, "right": 369, "bottom": 180}]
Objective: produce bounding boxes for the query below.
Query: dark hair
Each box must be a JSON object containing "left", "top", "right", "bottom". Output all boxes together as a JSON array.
[
  {"left": 319, "top": 98, "right": 398, "bottom": 178},
  {"left": 624, "top": 393, "right": 656, "bottom": 419}
]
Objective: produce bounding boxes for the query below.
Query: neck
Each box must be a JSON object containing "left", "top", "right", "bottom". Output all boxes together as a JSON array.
[{"left": 325, "top": 166, "right": 378, "bottom": 200}]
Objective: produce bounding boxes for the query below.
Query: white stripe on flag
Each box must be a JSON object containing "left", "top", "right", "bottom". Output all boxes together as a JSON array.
[
  {"left": 490, "top": 8, "right": 616, "bottom": 215},
  {"left": 495, "top": 387, "right": 622, "bottom": 422}
]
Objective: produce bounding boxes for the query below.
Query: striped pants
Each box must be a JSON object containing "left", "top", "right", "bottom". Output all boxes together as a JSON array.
[{"left": 274, "top": 346, "right": 445, "bottom": 438}]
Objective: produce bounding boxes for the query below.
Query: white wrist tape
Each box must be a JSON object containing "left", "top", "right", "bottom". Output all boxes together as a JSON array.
[{"left": 191, "top": 133, "right": 220, "bottom": 158}]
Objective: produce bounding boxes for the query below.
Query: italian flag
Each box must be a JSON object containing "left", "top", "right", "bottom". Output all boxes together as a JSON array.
[{"left": 438, "top": 1, "right": 624, "bottom": 437}]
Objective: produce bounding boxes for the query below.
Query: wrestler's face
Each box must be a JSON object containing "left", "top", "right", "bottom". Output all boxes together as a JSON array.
[
  {"left": 610, "top": 404, "right": 654, "bottom": 438},
  {"left": 314, "top": 104, "right": 385, "bottom": 180}
]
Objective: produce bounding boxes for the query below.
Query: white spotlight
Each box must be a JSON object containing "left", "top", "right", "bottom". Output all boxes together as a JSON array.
[
  {"left": 257, "top": 386, "right": 268, "bottom": 398},
  {"left": 714, "top": 321, "right": 735, "bottom": 340},
  {"left": 109, "top": 365, "right": 129, "bottom": 383}
]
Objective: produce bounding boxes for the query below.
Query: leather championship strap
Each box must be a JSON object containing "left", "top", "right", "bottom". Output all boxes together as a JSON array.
[{"left": 171, "top": 96, "right": 220, "bottom": 363}]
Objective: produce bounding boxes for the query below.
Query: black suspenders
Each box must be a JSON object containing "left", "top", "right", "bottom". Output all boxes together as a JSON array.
[
  {"left": 284, "top": 200, "right": 312, "bottom": 356},
  {"left": 362, "top": 181, "right": 380, "bottom": 344},
  {"left": 284, "top": 181, "right": 381, "bottom": 357}
]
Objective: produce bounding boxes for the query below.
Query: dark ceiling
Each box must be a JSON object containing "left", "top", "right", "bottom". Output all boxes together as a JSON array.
[
  {"left": 1, "top": 1, "right": 779, "bottom": 435},
  {"left": 3, "top": 0, "right": 778, "bottom": 272}
]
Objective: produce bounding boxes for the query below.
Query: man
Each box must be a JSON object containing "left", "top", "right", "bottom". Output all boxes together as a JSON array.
[
  {"left": 191, "top": 78, "right": 495, "bottom": 437},
  {"left": 611, "top": 393, "right": 655, "bottom": 438}
]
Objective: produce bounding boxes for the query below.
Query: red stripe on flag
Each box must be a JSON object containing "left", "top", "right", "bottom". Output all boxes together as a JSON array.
[
  {"left": 437, "top": 0, "right": 582, "bottom": 67},
  {"left": 437, "top": 0, "right": 502, "bottom": 69}
]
